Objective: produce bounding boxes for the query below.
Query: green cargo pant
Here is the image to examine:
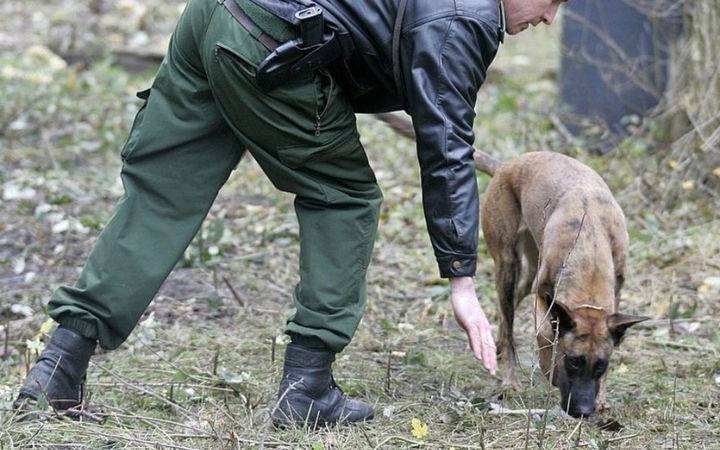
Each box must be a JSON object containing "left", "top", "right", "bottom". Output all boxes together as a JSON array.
[{"left": 48, "top": 0, "right": 383, "bottom": 353}]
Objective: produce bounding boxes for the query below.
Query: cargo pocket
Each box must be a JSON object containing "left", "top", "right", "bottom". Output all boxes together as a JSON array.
[
  {"left": 120, "top": 88, "right": 152, "bottom": 160},
  {"left": 274, "top": 69, "right": 359, "bottom": 169},
  {"left": 215, "top": 42, "right": 258, "bottom": 80},
  {"left": 275, "top": 134, "right": 358, "bottom": 169}
]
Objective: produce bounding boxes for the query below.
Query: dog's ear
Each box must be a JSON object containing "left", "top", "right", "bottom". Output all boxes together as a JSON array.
[
  {"left": 607, "top": 313, "right": 649, "bottom": 346},
  {"left": 548, "top": 300, "right": 575, "bottom": 337},
  {"left": 538, "top": 280, "right": 555, "bottom": 310},
  {"left": 538, "top": 282, "right": 575, "bottom": 336}
]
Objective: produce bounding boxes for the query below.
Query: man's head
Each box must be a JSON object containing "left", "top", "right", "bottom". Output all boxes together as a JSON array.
[{"left": 502, "top": 0, "right": 567, "bottom": 35}]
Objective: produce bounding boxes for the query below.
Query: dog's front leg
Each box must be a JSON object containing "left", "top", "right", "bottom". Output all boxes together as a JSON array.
[{"left": 495, "top": 251, "right": 522, "bottom": 388}]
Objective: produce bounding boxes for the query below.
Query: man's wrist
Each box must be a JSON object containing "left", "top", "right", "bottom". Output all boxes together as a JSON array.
[{"left": 449, "top": 276, "right": 475, "bottom": 292}]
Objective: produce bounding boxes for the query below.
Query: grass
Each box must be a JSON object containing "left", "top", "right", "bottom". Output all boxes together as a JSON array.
[{"left": 2, "top": 1, "right": 720, "bottom": 449}]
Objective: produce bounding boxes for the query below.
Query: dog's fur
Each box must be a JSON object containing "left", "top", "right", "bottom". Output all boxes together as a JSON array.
[
  {"left": 476, "top": 150, "right": 648, "bottom": 417},
  {"left": 372, "top": 113, "right": 648, "bottom": 417}
]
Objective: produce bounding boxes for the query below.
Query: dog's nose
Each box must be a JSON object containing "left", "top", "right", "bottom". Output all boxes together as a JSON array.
[{"left": 568, "top": 403, "right": 595, "bottom": 418}]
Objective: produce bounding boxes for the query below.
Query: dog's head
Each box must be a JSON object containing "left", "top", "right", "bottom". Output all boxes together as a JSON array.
[{"left": 538, "top": 300, "right": 648, "bottom": 417}]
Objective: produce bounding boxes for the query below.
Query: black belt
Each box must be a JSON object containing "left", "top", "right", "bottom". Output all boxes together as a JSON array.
[{"left": 222, "top": 0, "right": 279, "bottom": 51}]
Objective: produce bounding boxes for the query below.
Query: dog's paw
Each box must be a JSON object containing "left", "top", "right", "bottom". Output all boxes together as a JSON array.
[{"left": 501, "top": 374, "right": 522, "bottom": 390}]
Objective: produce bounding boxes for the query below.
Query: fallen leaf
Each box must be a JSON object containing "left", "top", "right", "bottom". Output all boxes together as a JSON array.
[{"left": 411, "top": 417, "right": 429, "bottom": 439}]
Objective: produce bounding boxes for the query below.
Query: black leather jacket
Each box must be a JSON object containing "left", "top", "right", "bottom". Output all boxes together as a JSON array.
[{"left": 315, "top": 0, "right": 503, "bottom": 278}]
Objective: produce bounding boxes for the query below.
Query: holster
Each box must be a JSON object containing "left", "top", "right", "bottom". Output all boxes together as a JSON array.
[
  {"left": 246, "top": 0, "right": 354, "bottom": 91},
  {"left": 256, "top": 31, "right": 342, "bottom": 91}
]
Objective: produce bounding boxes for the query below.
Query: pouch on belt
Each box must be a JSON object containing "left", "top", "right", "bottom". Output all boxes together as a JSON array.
[{"left": 237, "top": 0, "right": 354, "bottom": 91}]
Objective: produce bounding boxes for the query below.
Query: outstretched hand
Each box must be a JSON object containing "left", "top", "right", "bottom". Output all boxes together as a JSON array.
[{"left": 449, "top": 277, "right": 497, "bottom": 376}]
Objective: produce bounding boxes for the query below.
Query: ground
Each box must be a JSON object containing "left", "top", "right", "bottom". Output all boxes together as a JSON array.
[{"left": 1, "top": 1, "right": 719, "bottom": 449}]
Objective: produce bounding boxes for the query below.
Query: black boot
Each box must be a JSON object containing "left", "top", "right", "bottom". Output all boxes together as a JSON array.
[
  {"left": 13, "top": 325, "right": 96, "bottom": 412},
  {"left": 272, "top": 343, "right": 374, "bottom": 427}
]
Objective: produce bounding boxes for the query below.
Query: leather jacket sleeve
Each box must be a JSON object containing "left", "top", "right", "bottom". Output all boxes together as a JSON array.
[
  {"left": 401, "top": 11, "right": 500, "bottom": 278},
  {"left": 313, "top": 0, "right": 501, "bottom": 278}
]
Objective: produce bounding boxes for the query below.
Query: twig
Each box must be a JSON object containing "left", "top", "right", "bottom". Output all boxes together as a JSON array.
[
  {"left": 59, "top": 407, "right": 108, "bottom": 424},
  {"left": 3, "top": 318, "right": 8, "bottom": 358},
  {"left": 549, "top": 113, "right": 577, "bottom": 144},
  {"left": 372, "top": 436, "right": 427, "bottom": 449},
  {"left": 373, "top": 436, "right": 490, "bottom": 450},
  {"left": 572, "top": 434, "right": 640, "bottom": 447},
  {"left": 385, "top": 351, "right": 392, "bottom": 393},
  {"left": 92, "top": 363, "right": 196, "bottom": 422},
  {"left": 222, "top": 276, "right": 246, "bottom": 307},
  {"left": 270, "top": 337, "right": 276, "bottom": 363},
  {"left": 636, "top": 317, "right": 720, "bottom": 328},
  {"left": 63, "top": 429, "right": 207, "bottom": 450},
  {"left": 568, "top": 416, "right": 584, "bottom": 447},
  {"left": 360, "top": 426, "right": 375, "bottom": 449},
  {"left": 672, "top": 366, "right": 679, "bottom": 449},
  {"left": 488, "top": 403, "right": 549, "bottom": 416},
  {"left": 645, "top": 339, "right": 717, "bottom": 354},
  {"left": 11, "top": 418, "right": 47, "bottom": 448},
  {"left": 212, "top": 346, "right": 220, "bottom": 376},
  {"left": 259, "top": 378, "right": 303, "bottom": 450}
]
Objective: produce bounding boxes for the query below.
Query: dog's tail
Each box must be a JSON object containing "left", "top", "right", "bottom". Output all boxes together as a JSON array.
[
  {"left": 374, "top": 113, "right": 503, "bottom": 177},
  {"left": 472, "top": 151, "right": 502, "bottom": 176},
  {"left": 374, "top": 113, "right": 416, "bottom": 140}
]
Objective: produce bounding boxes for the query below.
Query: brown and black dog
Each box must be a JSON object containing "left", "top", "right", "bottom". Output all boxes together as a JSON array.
[
  {"left": 475, "top": 150, "right": 648, "bottom": 418},
  {"left": 372, "top": 113, "right": 648, "bottom": 417}
]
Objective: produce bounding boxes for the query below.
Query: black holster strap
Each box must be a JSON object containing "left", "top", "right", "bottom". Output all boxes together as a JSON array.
[{"left": 223, "top": 0, "right": 279, "bottom": 51}]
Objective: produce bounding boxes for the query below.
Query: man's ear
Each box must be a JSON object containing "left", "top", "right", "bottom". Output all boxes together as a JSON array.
[
  {"left": 548, "top": 300, "right": 575, "bottom": 337},
  {"left": 607, "top": 313, "right": 649, "bottom": 346}
]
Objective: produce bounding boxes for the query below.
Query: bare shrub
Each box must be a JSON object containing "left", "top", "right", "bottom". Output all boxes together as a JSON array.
[{"left": 656, "top": 0, "right": 720, "bottom": 201}]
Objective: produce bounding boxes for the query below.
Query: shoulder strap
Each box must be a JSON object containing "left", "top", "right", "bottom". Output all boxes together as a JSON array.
[
  {"left": 392, "top": 0, "right": 409, "bottom": 95},
  {"left": 247, "top": 0, "right": 314, "bottom": 26}
]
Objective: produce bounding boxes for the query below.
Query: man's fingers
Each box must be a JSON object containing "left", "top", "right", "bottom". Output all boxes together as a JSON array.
[
  {"left": 468, "top": 330, "right": 482, "bottom": 358},
  {"left": 482, "top": 338, "right": 498, "bottom": 375},
  {"left": 449, "top": 288, "right": 498, "bottom": 375},
  {"left": 467, "top": 327, "right": 497, "bottom": 375},
  {"left": 476, "top": 328, "right": 497, "bottom": 375}
]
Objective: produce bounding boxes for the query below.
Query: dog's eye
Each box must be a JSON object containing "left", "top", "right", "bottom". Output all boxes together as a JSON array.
[
  {"left": 565, "top": 355, "right": 585, "bottom": 373},
  {"left": 593, "top": 359, "right": 609, "bottom": 377}
]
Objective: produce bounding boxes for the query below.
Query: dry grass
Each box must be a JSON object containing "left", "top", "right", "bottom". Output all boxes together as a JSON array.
[{"left": 1, "top": 1, "right": 720, "bottom": 449}]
